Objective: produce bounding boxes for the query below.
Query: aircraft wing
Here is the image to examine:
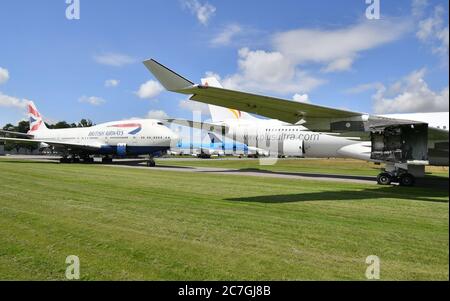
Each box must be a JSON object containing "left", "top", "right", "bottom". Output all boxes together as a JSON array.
[
  {"left": 144, "top": 59, "right": 450, "bottom": 143},
  {"left": 144, "top": 59, "right": 363, "bottom": 128},
  {"left": 0, "top": 130, "right": 34, "bottom": 138},
  {"left": 0, "top": 137, "right": 102, "bottom": 151}
]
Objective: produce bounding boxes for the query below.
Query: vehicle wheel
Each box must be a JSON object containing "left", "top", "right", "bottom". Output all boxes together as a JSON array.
[
  {"left": 377, "top": 172, "right": 392, "bottom": 185},
  {"left": 399, "top": 173, "right": 415, "bottom": 187}
]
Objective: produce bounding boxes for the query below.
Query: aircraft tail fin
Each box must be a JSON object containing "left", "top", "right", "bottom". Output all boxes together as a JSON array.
[
  {"left": 27, "top": 101, "right": 48, "bottom": 134},
  {"left": 143, "top": 59, "right": 194, "bottom": 91},
  {"left": 208, "top": 132, "right": 223, "bottom": 144},
  {"left": 201, "top": 77, "right": 260, "bottom": 123}
]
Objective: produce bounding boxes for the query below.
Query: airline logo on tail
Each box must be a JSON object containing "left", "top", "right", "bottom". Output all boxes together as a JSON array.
[
  {"left": 28, "top": 102, "right": 43, "bottom": 132},
  {"left": 108, "top": 123, "right": 142, "bottom": 135},
  {"left": 229, "top": 109, "right": 242, "bottom": 119}
]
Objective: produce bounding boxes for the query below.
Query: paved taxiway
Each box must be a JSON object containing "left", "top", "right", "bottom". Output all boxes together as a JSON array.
[
  {"left": 1, "top": 155, "right": 376, "bottom": 184},
  {"left": 3, "top": 155, "right": 448, "bottom": 188}
]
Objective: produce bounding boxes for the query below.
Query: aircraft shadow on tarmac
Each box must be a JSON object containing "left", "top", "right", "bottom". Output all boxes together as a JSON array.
[{"left": 226, "top": 185, "right": 449, "bottom": 204}]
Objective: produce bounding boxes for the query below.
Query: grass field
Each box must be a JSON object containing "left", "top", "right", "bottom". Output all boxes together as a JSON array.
[
  {"left": 0, "top": 158, "right": 448, "bottom": 280},
  {"left": 157, "top": 158, "right": 450, "bottom": 178}
]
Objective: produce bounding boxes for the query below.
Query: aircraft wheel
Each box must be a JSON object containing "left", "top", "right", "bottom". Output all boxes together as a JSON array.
[
  {"left": 399, "top": 173, "right": 415, "bottom": 187},
  {"left": 102, "top": 157, "right": 113, "bottom": 164},
  {"left": 147, "top": 159, "right": 156, "bottom": 167},
  {"left": 377, "top": 172, "right": 392, "bottom": 185}
]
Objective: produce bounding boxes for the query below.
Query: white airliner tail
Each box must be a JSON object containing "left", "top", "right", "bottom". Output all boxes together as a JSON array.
[
  {"left": 27, "top": 101, "right": 48, "bottom": 134},
  {"left": 201, "top": 77, "right": 260, "bottom": 123}
]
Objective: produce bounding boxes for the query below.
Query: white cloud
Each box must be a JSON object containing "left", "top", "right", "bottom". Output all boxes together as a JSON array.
[
  {"left": 93, "top": 52, "right": 135, "bottom": 67},
  {"left": 213, "top": 19, "right": 409, "bottom": 97},
  {"left": 136, "top": 80, "right": 164, "bottom": 99},
  {"left": 204, "top": 71, "right": 221, "bottom": 80},
  {"left": 372, "top": 69, "right": 449, "bottom": 114},
  {"left": 221, "top": 48, "right": 324, "bottom": 94},
  {"left": 292, "top": 93, "right": 310, "bottom": 104},
  {"left": 78, "top": 95, "right": 106, "bottom": 106},
  {"left": 416, "top": 4, "right": 449, "bottom": 58},
  {"left": 146, "top": 110, "right": 169, "bottom": 120},
  {"left": 321, "top": 57, "right": 353, "bottom": 73},
  {"left": 0, "top": 67, "right": 9, "bottom": 84},
  {"left": 210, "top": 24, "right": 242, "bottom": 46},
  {"left": 0, "top": 92, "right": 28, "bottom": 109},
  {"left": 179, "top": 99, "right": 210, "bottom": 115},
  {"left": 105, "top": 79, "right": 120, "bottom": 87},
  {"left": 273, "top": 19, "right": 410, "bottom": 72},
  {"left": 182, "top": 0, "right": 216, "bottom": 26}
]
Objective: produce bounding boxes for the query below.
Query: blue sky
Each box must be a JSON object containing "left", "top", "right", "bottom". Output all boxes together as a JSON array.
[{"left": 0, "top": 0, "right": 448, "bottom": 125}]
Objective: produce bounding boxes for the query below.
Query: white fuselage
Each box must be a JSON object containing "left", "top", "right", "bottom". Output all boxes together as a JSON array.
[
  {"left": 217, "top": 119, "right": 370, "bottom": 160},
  {"left": 33, "top": 119, "right": 177, "bottom": 156},
  {"left": 217, "top": 112, "right": 449, "bottom": 165}
]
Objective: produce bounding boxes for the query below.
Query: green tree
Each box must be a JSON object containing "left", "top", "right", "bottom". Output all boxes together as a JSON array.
[{"left": 78, "top": 119, "right": 93, "bottom": 128}]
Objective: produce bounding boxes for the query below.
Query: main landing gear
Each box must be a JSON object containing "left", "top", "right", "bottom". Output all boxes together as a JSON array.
[
  {"left": 60, "top": 155, "right": 94, "bottom": 164},
  {"left": 376, "top": 168, "right": 416, "bottom": 187},
  {"left": 146, "top": 156, "right": 156, "bottom": 167},
  {"left": 101, "top": 157, "right": 113, "bottom": 164}
]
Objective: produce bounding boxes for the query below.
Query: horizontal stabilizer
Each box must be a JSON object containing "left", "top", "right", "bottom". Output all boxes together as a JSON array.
[
  {"left": 165, "top": 119, "right": 229, "bottom": 134},
  {"left": 0, "top": 130, "right": 34, "bottom": 138}
]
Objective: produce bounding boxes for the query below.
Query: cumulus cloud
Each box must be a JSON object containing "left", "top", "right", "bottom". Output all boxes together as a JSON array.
[
  {"left": 146, "top": 110, "right": 169, "bottom": 120},
  {"left": 292, "top": 93, "right": 310, "bottom": 104},
  {"left": 204, "top": 71, "right": 221, "bottom": 80},
  {"left": 182, "top": 0, "right": 216, "bottom": 26},
  {"left": 136, "top": 80, "right": 164, "bottom": 99},
  {"left": 372, "top": 69, "right": 449, "bottom": 114},
  {"left": 212, "top": 19, "right": 409, "bottom": 97},
  {"left": 221, "top": 48, "right": 324, "bottom": 94},
  {"left": 93, "top": 52, "right": 136, "bottom": 67},
  {"left": 416, "top": 5, "right": 449, "bottom": 57},
  {"left": 210, "top": 24, "right": 242, "bottom": 46},
  {"left": 0, "top": 92, "right": 28, "bottom": 109},
  {"left": 78, "top": 95, "right": 106, "bottom": 106},
  {"left": 0, "top": 67, "right": 9, "bottom": 84},
  {"left": 105, "top": 79, "right": 120, "bottom": 87},
  {"left": 273, "top": 19, "right": 410, "bottom": 72}
]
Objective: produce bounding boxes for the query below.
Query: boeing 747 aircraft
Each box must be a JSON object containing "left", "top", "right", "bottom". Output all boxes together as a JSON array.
[
  {"left": 144, "top": 59, "right": 449, "bottom": 186},
  {"left": 0, "top": 102, "right": 178, "bottom": 166}
]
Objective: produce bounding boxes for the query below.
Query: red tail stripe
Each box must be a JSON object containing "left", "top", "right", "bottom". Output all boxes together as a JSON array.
[
  {"left": 30, "top": 121, "right": 42, "bottom": 132},
  {"left": 28, "top": 105, "right": 41, "bottom": 118}
]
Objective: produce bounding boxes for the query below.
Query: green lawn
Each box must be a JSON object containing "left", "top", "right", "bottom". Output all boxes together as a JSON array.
[
  {"left": 0, "top": 158, "right": 448, "bottom": 280},
  {"left": 157, "top": 158, "right": 450, "bottom": 178}
]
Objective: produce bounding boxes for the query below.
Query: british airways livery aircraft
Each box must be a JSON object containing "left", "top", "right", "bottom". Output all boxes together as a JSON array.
[{"left": 0, "top": 102, "right": 178, "bottom": 166}]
